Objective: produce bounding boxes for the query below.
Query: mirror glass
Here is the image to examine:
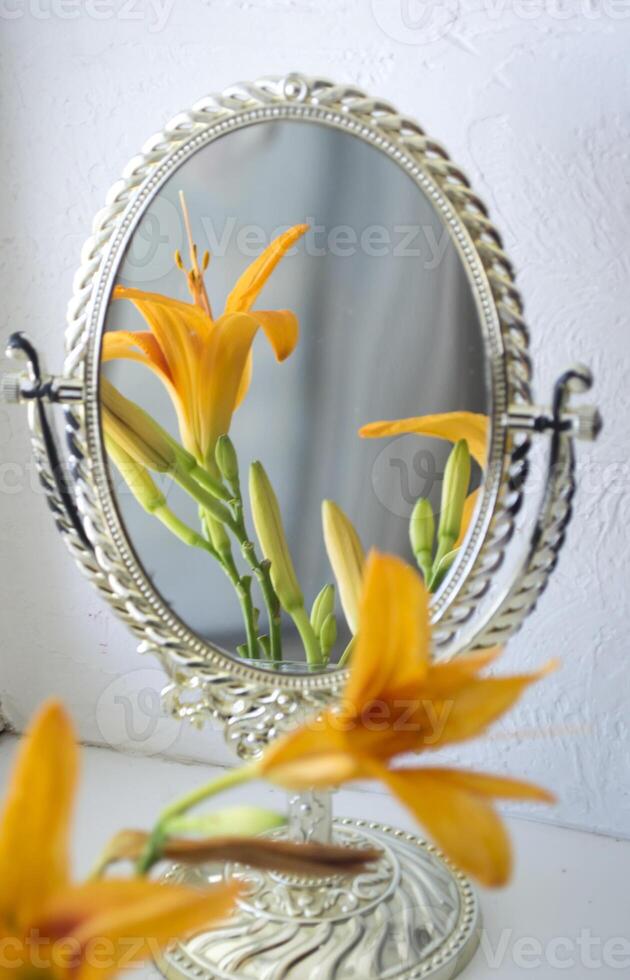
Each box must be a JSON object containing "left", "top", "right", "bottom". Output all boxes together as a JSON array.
[{"left": 100, "top": 120, "right": 489, "bottom": 671}]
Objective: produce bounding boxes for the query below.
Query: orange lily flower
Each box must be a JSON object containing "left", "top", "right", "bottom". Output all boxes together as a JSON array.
[
  {"left": 0, "top": 701, "right": 238, "bottom": 979},
  {"left": 103, "top": 222, "right": 308, "bottom": 467},
  {"left": 258, "top": 551, "right": 556, "bottom": 887}
]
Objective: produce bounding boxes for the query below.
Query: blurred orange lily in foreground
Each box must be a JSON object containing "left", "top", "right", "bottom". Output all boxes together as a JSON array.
[
  {"left": 103, "top": 214, "right": 308, "bottom": 467},
  {"left": 258, "top": 551, "right": 555, "bottom": 887},
  {"left": 0, "top": 701, "right": 238, "bottom": 979}
]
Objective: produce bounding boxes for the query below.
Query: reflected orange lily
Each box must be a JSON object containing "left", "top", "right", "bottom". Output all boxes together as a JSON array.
[
  {"left": 103, "top": 221, "right": 308, "bottom": 467},
  {"left": 360, "top": 411, "right": 488, "bottom": 547},
  {"left": 258, "top": 551, "right": 556, "bottom": 887},
  {"left": 0, "top": 702, "right": 238, "bottom": 979},
  {"left": 359, "top": 411, "right": 489, "bottom": 468}
]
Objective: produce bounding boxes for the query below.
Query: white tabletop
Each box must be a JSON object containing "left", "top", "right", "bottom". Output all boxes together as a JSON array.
[{"left": 0, "top": 736, "right": 627, "bottom": 979}]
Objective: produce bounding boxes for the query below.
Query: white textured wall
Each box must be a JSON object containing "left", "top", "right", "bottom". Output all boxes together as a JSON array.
[{"left": 1, "top": 3, "right": 628, "bottom": 837}]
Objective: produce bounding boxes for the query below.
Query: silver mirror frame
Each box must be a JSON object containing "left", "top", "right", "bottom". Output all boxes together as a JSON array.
[{"left": 3, "top": 74, "right": 599, "bottom": 759}]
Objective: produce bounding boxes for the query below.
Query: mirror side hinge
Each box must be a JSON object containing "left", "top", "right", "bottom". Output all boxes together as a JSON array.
[
  {"left": 506, "top": 363, "right": 602, "bottom": 443},
  {"left": 473, "top": 363, "right": 601, "bottom": 650},
  {"left": 1, "top": 373, "right": 84, "bottom": 406},
  {"left": 1, "top": 332, "right": 92, "bottom": 553}
]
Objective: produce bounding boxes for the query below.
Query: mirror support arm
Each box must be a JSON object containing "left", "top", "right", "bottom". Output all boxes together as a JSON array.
[
  {"left": 475, "top": 364, "right": 601, "bottom": 649},
  {"left": 2, "top": 332, "right": 92, "bottom": 553}
]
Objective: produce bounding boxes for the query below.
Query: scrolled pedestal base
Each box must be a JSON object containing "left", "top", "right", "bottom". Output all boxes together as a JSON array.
[{"left": 156, "top": 818, "right": 481, "bottom": 980}]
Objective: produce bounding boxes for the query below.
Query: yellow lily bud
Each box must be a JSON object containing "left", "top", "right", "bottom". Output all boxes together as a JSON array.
[
  {"left": 102, "top": 378, "right": 235, "bottom": 529},
  {"left": 435, "top": 439, "right": 471, "bottom": 566},
  {"left": 249, "top": 462, "right": 303, "bottom": 613},
  {"left": 101, "top": 377, "right": 178, "bottom": 473},
  {"left": 106, "top": 436, "right": 216, "bottom": 553},
  {"left": 106, "top": 435, "right": 166, "bottom": 512},
  {"left": 215, "top": 435, "right": 239, "bottom": 484},
  {"left": 409, "top": 497, "right": 435, "bottom": 583},
  {"left": 310, "top": 584, "right": 335, "bottom": 635},
  {"left": 322, "top": 500, "right": 365, "bottom": 635}
]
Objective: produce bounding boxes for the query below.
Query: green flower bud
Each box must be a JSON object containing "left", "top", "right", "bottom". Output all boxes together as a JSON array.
[
  {"left": 249, "top": 461, "right": 303, "bottom": 612},
  {"left": 319, "top": 612, "right": 338, "bottom": 661},
  {"left": 205, "top": 514, "right": 232, "bottom": 558},
  {"left": 437, "top": 439, "right": 471, "bottom": 551},
  {"left": 165, "top": 806, "right": 286, "bottom": 838},
  {"left": 409, "top": 498, "right": 435, "bottom": 582},
  {"left": 310, "top": 584, "right": 336, "bottom": 635},
  {"left": 215, "top": 435, "right": 239, "bottom": 484}
]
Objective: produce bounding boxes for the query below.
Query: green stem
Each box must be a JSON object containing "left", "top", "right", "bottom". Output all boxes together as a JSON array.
[
  {"left": 201, "top": 509, "right": 260, "bottom": 661},
  {"left": 188, "top": 460, "right": 232, "bottom": 501},
  {"left": 188, "top": 454, "right": 284, "bottom": 663},
  {"left": 135, "top": 763, "right": 259, "bottom": 875},
  {"left": 241, "top": 540, "right": 283, "bottom": 663},
  {"left": 164, "top": 763, "right": 258, "bottom": 822},
  {"left": 153, "top": 503, "right": 215, "bottom": 553},
  {"left": 174, "top": 466, "right": 239, "bottom": 534},
  {"left": 229, "top": 491, "right": 283, "bottom": 664},
  {"left": 291, "top": 605, "right": 324, "bottom": 667}
]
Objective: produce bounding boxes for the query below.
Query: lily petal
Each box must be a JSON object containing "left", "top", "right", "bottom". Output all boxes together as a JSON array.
[
  {"left": 258, "top": 719, "right": 359, "bottom": 790},
  {"left": 102, "top": 331, "right": 171, "bottom": 380},
  {"left": 0, "top": 701, "right": 78, "bottom": 931},
  {"left": 233, "top": 310, "right": 300, "bottom": 410},
  {"left": 372, "top": 764, "right": 513, "bottom": 887},
  {"left": 251, "top": 310, "right": 299, "bottom": 362},
  {"left": 427, "top": 663, "right": 559, "bottom": 749},
  {"left": 420, "top": 646, "right": 503, "bottom": 694},
  {"left": 345, "top": 551, "right": 430, "bottom": 708},
  {"left": 35, "top": 879, "right": 240, "bottom": 980},
  {"left": 410, "top": 768, "right": 556, "bottom": 803},
  {"left": 225, "top": 224, "right": 309, "bottom": 314},
  {"left": 113, "top": 287, "right": 213, "bottom": 458},
  {"left": 197, "top": 312, "right": 265, "bottom": 464},
  {"left": 456, "top": 487, "right": 481, "bottom": 549},
  {"left": 359, "top": 412, "right": 489, "bottom": 469}
]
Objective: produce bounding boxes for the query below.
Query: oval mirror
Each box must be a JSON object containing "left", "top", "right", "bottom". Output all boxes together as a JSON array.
[
  {"left": 3, "top": 73, "right": 599, "bottom": 744},
  {"left": 98, "top": 108, "right": 498, "bottom": 674}
]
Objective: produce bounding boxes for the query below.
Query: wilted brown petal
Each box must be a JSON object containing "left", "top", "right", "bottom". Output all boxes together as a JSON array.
[{"left": 105, "top": 831, "right": 381, "bottom": 877}]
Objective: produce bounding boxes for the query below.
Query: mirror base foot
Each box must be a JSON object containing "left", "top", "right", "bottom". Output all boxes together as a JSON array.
[{"left": 156, "top": 818, "right": 481, "bottom": 980}]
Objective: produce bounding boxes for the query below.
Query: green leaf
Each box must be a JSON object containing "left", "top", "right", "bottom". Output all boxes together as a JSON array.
[{"left": 428, "top": 548, "right": 460, "bottom": 593}]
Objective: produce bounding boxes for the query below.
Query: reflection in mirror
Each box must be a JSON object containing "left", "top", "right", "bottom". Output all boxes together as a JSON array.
[{"left": 100, "top": 121, "right": 489, "bottom": 671}]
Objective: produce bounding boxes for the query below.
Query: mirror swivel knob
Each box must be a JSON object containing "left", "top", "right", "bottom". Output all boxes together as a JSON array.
[
  {"left": 0, "top": 373, "right": 24, "bottom": 405},
  {"left": 571, "top": 404, "right": 603, "bottom": 442}
]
